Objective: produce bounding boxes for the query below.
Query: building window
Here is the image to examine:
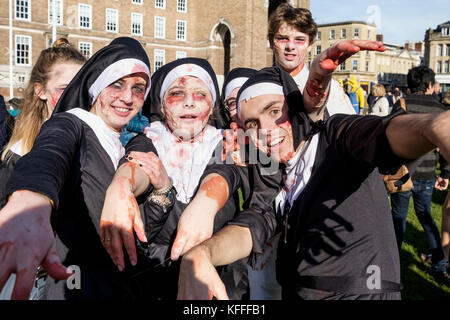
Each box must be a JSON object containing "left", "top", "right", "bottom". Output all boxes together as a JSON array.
[
  {"left": 446, "top": 44, "right": 450, "bottom": 56},
  {"left": 17, "top": 74, "right": 26, "bottom": 84},
  {"left": 436, "top": 61, "right": 442, "bottom": 73},
  {"left": 442, "top": 27, "right": 449, "bottom": 36},
  {"left": 78, "top": 41, "right": 92, "bottom": 58},
  {"left": 329, "top": 30, "right": 335, "bottom": 40},
  {"left": 155, "top": 0, "right": 165, "bottom": 9},
  {"left": 131, "top": 13, "right": 143, "bottom": 36},
  {"left": 317, "top": 31, "right": 321, "bottom": 40},
  {"left": 106, "top": 9, "right": 118, "bottom": 33},
  {"left": 354, "top": 28, "right": 359, "bottom": 38},
  {"left": 177, "top": 0, "right": 187, "bottom": 12},
  {"left": 352, "top": 60, "right": 358, "bottom": 71},
  {"left": 78, "top": 4, "right": 92, "bottom": 29},
  {"left": 176, "top": 20, "right": 187, "bottom": 41},
  {"left": 437, "top": 44, "right": 443, "bottom": 56},
  {"left": 131, "top": 0, "right": 142, "bottom": 4},
  {"left": 368, "top": 30, "right": 371, "bottom": 39},
  {"left": 366, "top": 61, "right": 370, "bottom": 72},
  {"left": 341, "top": 29, "right": 346, "bottom": 39},
  {"left": 48, "top": 0, "right": 63, "bottom": 25},
  {"left": 176, "top": 51, "right": 187, "bottom": 60},
  {"left": 154, "top": 49, "right": 165, "bottom": 71},
  {"left": 15, "top": 0, "right": 31, "bottom": 21},
  {"left": 316, "top": 45, "right": 321, "bottom": 55},
  {"left": 15, "top": 35, "right": 31, "bottom": 66},
  {"left": 444, "top": 61, "right": 449, "bottom": 73},
  {"left": 154, "top": 16, "right": 165, "bottom": 39},
  {"left": 339, "top": 62, "right": 345, "bottom": 71}
]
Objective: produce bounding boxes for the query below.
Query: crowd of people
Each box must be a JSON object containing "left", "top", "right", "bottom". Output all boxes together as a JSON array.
[{"left": 0, "top": 3, "right": 449, "bottom": 301}]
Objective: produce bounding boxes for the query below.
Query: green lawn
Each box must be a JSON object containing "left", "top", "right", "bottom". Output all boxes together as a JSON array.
[{"left": 399, "top": 188, "right": 450, "bottom": 300}]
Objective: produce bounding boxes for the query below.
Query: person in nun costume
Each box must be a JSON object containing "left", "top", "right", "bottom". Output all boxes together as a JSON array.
[
  {"left": 0, "top": 37, "right": 152, "bottom": 300},
  {"left": 176, "top": 40, "right": 450, "bottom": 300},
  {"left": 100, "top": 58, "right": 251, "bottom": 300}
]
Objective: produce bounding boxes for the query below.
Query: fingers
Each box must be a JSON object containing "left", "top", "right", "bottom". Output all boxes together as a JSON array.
[
  {"left": 10, "top": 267, "right": 35, "bottom": 300},
  {"left": 41, "top": 246, "right": 72, "bottom": 281},
  {"left": 171, "top": 229, "right": 188, "bottom": 261},
  {"left": 133, "top": 212, "right": 148, "bottom": 243},
  {"left": 120, "top": 228, "right": 137, "bottom": 267},
  {"left": 212, "top": 281, "right": 230, "bottom": 300}
]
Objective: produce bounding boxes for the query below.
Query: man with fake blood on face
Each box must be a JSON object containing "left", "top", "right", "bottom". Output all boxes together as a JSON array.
[
  {"left": 0, "top": 37, "right": 153, "bottom": 300},
  {"left": 175, "top": 40, "right": 450, "bottom": 300},
  {"left": 269, "top": 3, "right": 354, "bottom": 119},
  {"left": 99, "top": 58, "right": 250, "bottom": 300}
]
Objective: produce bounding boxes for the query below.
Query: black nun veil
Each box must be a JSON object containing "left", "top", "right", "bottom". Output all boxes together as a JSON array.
[
  {"left": 53, "top": 37, "right": 151, "bottom": 114},
  {"left": 236, "top": 66, "right": 316, "bottom": 151},
  {"left": 145, "top": 57, "right": 229, "bottom": 129}
]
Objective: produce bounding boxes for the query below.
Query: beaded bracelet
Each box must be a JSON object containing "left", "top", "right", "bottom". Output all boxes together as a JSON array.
[{"left": 152, "top": 177, "right": 173, "bottom": 196}]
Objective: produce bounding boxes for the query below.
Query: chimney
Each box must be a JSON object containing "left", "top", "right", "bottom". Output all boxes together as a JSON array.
[
  {"left": 405, "top": 41, "right": 410, "bottom": 51},
  {"left": 376, "top": 34, "right": 384, "bottom": 42},
  {"left": 414, "top": 42, "right": 423, "bottom": 52}
]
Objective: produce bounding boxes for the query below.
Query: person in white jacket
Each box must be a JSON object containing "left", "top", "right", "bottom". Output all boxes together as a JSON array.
[{"left": 369, "top": 84, "right": 390, "bottom": 116}]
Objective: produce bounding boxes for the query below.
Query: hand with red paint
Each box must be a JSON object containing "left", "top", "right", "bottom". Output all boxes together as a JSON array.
[
  {"left": 304, "top": 40, "right": 385, "bottom": 116},
  {"left": 435, "top": 177, "right": 449, "bottom": 191},
  {"left": 177, "top": 244, "right": 229, "bottom": 300},
  {"left": 100, "top": 163, "right": 148, "bottom": 271},
  {"left": 0, "top": 190, "right": 72, "bottom": 300},
  {"left": 126, "top": 151, "right": 171, "bottom": 191},
  {"left": 171, "top": 174, "right": 229, "bottom": 261}
]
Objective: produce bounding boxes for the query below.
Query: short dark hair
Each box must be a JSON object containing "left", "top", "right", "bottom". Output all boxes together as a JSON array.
[
  {"left": 407, "top": 65, "right": 435, "bottom": 93},
  {"left": 268, "top": 3, "right": 318, "bottom": 47}
]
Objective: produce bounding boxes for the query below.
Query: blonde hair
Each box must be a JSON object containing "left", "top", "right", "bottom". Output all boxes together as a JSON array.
[
  {"left": 2, "top": 38, "right": 86, "bottom": 160},
  {"left": 371, "top": 84, "right": 386, "bottom": 97}
]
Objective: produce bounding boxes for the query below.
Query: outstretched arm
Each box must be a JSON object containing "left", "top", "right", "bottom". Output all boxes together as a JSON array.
[
  {"left": 386, "top": 110, "right": 450, "bottom": 163},
  {"left": 304, "top": 40, "right": 385, "bottom": 121},
  {"left": 177, "top": 225, "right": 252, "bottom": 300}
]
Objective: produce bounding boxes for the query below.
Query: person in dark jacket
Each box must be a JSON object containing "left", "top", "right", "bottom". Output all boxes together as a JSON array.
[
  {"left": 175, "top": 41, "right": 450, "bottom": 300},
  {"left": 0, "top": 37, "right": 152, "bottom": 300},
  {"left": 390, "top": 65, "right": 450, "bottom": 285}
]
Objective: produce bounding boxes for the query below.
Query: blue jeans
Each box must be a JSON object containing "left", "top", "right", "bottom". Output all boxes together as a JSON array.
[{"left": 391, "top": 180, "right": 447, "bottom": 273}]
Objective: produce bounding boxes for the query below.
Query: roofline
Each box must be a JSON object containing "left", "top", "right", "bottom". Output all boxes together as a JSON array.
[{"left": 318, "top": 21, "right": 377, "bottom": 28}]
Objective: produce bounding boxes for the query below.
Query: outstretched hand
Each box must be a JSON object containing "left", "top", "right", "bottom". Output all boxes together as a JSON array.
[{"left": 0, "top": 191, "right": 72, "bottom": 300}]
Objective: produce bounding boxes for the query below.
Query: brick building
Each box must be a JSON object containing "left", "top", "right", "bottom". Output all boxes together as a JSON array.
[{"left": 0, "top": 0, "right": 310, "bottom": 99}]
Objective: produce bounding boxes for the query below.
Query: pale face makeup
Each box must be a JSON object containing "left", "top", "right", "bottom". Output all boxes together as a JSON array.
[
  {"left": 162, "top": 75, "right": 213, "bottom": 140},
  {"left": 38, "top": 62, "right": 83, "bottom": 115},
  {"left": 239, "top": 93, "right": 296, "bottom": 163},
  {"left": 272, "top": 23, "right": 312, "bottom": 74},
  {"left": 91, "top": 72, "right": 148, "bottom": 133}
]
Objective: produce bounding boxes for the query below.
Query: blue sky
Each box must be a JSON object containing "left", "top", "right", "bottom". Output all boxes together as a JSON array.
[{"left": 310, "top": 0, "right": 450, "bottom": 45}]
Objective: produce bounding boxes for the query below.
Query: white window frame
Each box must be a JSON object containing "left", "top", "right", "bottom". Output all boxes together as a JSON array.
[
  {"left": 176, "top": 20, "right": 187, "bottom": 41},
  {"left": 354, "top": 28, "right": 359, "bottom": 38},
  {"left": 155, "top": 0, "right": 165, "bottom": 9},
  {"left": 352, "top": 60, "right": 358, "bottom": 71},
  {"left": 48, "top": 0, "right": 63, "bottom": 25},
  {"left": 15, "top": 35, "right": 32, "bottom": 66},
  {"left": 436, "top": 61, "right": 442, "bottom": 73},
  {"left": 177, "top": 0, "right": 187, "bottom": 13},
  {"left": 316, "top": 31, "right": 321, "bottom": 41},
  {"left": 339, "top": 62, "right": 345, "bottom": 71},
  {"left": 316, "top": 45, "right": 321, "bottom": 55},
  {"left": 15, "top": 0, "right": 31, "bottom": 21},
  {"left": 17, "top": 74, "right": 26, "bottom": 84},
  {"left": 131, "top": 0, "right": 142, "bottom": 4},
  {"left": 437, "top": 44, "right": 443, "bottom": 57},
  {"left": 444, "top": 61, "right": 449, "bottom": 73},
  {"left": 131, "top": 13, "right": 143, "bottom": 36},
  {"left": 329, "top": 30, "right": 335, "bottom": 40},
  {"left": 154, "top": 16, "right": 165, "bottom": 39},
  {"left": 446, "top": 44, "right": 450, "bottom": 56},
  {"left": 105, "top": 8, "right": 119, "bottom": 33},
  {"left": 78, "top": 3, "right": 92, "bottom": 29},
  {"left": 366, "top": 61, "right": 370, "bottom": 72},
  {"left": 341, "top": 29, "right": 346, "bottom": 39},
  {"left": 154, "top": 49, "right": 165, "bottom": 71},
  {"left": 78, "top": 41, "right": 92, "bottom": 58},
  {"left": 176, "top": 51, "right": 187, "bottom": 59}
]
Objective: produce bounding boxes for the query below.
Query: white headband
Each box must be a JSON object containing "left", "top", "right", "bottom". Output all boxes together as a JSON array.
[
  {"left": 237, "top": 82, "right": 284, "bottom": 117},
  {"left": 224, "top": 77, "right": 249, "bottom": 101},
  {"left": 89, "top": 58, "right": 151, "bottom": 104},
  {"left": 160, "top": 64, "right": 216, "bottom": 105}
]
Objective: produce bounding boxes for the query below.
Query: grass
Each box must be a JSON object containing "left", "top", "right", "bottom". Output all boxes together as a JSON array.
[{"left": 399, "top": 188, "right": 450, "bottom": 300}]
